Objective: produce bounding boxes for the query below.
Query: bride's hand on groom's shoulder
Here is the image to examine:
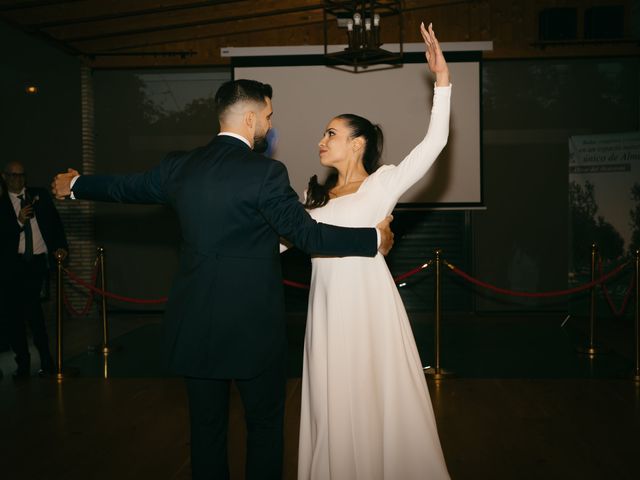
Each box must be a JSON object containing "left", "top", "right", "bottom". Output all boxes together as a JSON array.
[{"left": 420, "top": 22, "right": 450, "bottom": 87}]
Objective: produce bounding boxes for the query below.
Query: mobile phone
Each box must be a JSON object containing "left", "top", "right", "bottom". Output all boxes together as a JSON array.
[{"left": 24, "top": 194, "right": 37, "bottom": 218}]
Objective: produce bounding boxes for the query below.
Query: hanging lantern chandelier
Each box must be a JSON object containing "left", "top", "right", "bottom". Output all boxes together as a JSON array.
[{"left": 323, "top": 1, "right": 404, "bottom": 73}]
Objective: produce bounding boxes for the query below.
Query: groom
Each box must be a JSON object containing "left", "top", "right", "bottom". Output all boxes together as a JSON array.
[{"left": 52, "top": 79, "right": 393, "bottom": 480}]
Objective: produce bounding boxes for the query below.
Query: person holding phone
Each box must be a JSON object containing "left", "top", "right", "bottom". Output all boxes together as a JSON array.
[{"left": 0, "top": 161, "right": 68, "bottom": 379}]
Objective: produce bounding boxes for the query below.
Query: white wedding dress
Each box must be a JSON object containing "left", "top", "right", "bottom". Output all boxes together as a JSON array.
[{"left": 296, "top": 85, "right": 452, "bottom": 480}]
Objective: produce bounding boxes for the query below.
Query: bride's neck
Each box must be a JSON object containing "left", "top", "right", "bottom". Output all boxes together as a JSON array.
[{"left": 336, "top": 163, "right": 368, "bottom": 187}]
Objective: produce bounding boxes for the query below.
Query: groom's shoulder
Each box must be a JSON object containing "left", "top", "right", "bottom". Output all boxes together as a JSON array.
[
  {"left": 171, "top": 139, "right": 286, "bottom": 173},
  {"left": 249, "top": 153, "right": 288, "bottom": 176},
  {"left": 160, "top": 145, "right": 210, "bottom": 168},
  {"left": 233, "top": 148, "right": 285, "bottom": 172}
]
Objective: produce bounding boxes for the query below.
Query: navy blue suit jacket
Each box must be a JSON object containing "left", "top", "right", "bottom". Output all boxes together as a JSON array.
[{"left": 72, "top": 135, "right": 377, "bottom": 378}]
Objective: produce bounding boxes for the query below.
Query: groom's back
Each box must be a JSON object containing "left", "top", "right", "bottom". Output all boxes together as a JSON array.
[
  {"left": 166, "top": 135, "right": 284, "bottom": 258},
  {"left": 162, "top": 135, "right": 289, "bottom": 378}
]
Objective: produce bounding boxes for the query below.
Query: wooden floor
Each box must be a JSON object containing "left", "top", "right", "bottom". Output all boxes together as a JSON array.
[
  {"left": 1, "top": 375, "right": 639, "bottom": 479},
  {"left": 1, "top": 310, "right": 640, "bottom": 479}
]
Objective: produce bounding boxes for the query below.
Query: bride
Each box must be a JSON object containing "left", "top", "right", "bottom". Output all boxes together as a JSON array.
[{"left": 289, "top": 22, "right": 452, "bottom": 480}]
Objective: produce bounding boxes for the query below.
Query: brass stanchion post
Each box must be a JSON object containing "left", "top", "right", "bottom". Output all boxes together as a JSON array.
[
  {"left": 98, "top": 247, "right": 111, "bottom": 355},
  {"left": 577, "top": 243, "right": 608, "bottom": 356},
  {"left": 103, "top": 352, "right": 109, "bottom": 380},
  {"left": 425, "top": 249, "right": 454, "bottom": 380},
  {"left": 55, "top": 250, "right": 66, "bottom": 381},
  {"left": 634, "top": 250, "right": 640, "bottom": 383},
  {"left": 88, "top": 247, "right": 120, "bottom": 360}
]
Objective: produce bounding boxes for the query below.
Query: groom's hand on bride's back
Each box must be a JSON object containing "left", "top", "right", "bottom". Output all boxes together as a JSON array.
[
  {"left": 51, "top": 168, "right": 79, "bottom": 199},
  {"left": 376, "top": 215, "right": 394, "bottom": 256}
]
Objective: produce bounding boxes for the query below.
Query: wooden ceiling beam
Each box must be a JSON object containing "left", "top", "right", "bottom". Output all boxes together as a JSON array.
[
  {"left": 45, "top": 1, "right": 323, "bottom": 41},
  {"left": 88, "top": 20, "right": 322, "bottom": 55},
  {"left": 70, "top": 9, "right": 325, "bottom": 53},
  {"left": 0, "top": 0, "right": 241, "bottom": 22},
  {"left": 404, "top": 0, "right": 474, "bottom": 14},
  {"left": 0, "top": 0, "right": 78, "bottom": 12},
  {"left": 6, "top": 0, "right": 322, "bottom": 32},
  {"left": 1, "top": 0, "right": 470, "bottom": 64},
  {"left": 85, "top": 22, "right": 326, "bottom": 68},
  {"left": 44, "top": 1, "right": 467, "bottom": 45},
  {"left": 23, "top": 1, "right": 246, "bottom": 28}
]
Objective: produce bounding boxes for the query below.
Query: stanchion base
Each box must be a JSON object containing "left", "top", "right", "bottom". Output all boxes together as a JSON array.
[
  {"left": 50, "top": 366, "right": 80, "bottom": 381},
  {"left": 424, "top": 367, "right": 455, "bottom": 380},
  {"left": 576, "top": 344, "right": 610, "bottom": 356},
  {"left": 88, "top": 344, "right": 123, "bottom": 355}
]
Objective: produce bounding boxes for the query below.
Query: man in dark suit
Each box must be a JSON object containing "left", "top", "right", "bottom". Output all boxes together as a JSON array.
[
  {"left": 52, "top": 79, "right": 393, "bottom": 479},
  {"left": 0, "top": 176, "right": 8, "bottom": 377},
  {"left": 1, "top": 161, "right": 68, "bottom": 379}
]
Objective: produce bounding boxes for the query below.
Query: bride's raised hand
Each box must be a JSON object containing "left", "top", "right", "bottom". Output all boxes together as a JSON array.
[{"left": 420, "top": 22, "right": 449, "bottom": 86}]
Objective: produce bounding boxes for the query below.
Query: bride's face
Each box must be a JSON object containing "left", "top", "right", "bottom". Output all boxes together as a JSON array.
[{"left": 318, "top": 118, "right": 357, "bottom": 168}]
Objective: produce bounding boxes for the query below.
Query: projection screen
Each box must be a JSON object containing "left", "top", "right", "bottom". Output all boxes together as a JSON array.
[{"left": 233, "top": 53, "right": 482, "bottom": 208}]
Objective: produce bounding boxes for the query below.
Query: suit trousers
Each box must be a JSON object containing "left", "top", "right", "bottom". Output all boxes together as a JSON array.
[
  {"left": 0, "top": 277, "right": 9, "bottom": 352},
  {"left": 4, "top": 254, "right": 53, "bottom": 373},
  {"left": 185, "top": 347, "right": 287, "bottom": 480}
]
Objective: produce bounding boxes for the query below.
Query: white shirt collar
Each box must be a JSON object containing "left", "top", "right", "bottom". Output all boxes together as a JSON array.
[
  {"left": 217, "top": 132, "right": 252, "bottom": 149},
  {"left": 8, "top": 188, "right": 26, "bottom": 199}
]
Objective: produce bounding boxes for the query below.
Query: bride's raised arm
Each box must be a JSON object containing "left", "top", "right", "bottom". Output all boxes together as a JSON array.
[{"left": 377, "top": 22, "right": 452, "bottom": 199}]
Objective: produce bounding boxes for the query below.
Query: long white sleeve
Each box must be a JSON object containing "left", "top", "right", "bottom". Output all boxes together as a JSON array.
[{"left": 376, "top": 84, "right": 451, "bottom": 200}]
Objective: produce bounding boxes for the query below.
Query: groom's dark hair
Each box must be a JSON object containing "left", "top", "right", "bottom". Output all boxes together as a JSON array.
[{"left": 215, "top": 79, "right": 273, "bottom": 121}]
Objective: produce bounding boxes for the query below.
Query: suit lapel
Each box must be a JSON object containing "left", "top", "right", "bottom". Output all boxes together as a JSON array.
[
  {"left": 1, "top": 194, "right": 21, "bottom": 245},
  {"left": 1, "top": 192, "right": 18, "bottom": 222}
]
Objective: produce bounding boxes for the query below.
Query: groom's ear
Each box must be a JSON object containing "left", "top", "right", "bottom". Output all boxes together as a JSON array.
[{"left": 244, "top": 110, "right": 256, "bottom": 130}]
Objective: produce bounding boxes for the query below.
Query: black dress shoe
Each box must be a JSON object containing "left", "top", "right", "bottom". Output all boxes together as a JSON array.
[{"left": 38, "top": 368, "right": 54, "bottom": 378}]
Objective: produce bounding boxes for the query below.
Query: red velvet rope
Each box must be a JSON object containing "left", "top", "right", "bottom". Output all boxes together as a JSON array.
[
  {"left": 445, "top": 260, "right": 629, "bottom": 298},
  {"left": 63, "top": 259, "right": 434, "bottom": 300},
  {"left": 283, "top": 279, "right": 310, "bottom": 289},
  {"left": 283, "top": 260, "right": 433, "bottom": 290},
  {"left": 598, "top": 257, "right": 635, "bottom": 316},
  {"left": 63, "top": 280, "right": 96, "bottom": 316},
  {"left": 64, "top": 268, "right": 168, "bottom": 304},
  {"left": 63, "top": 294, "right": 94, "bottom": 317},
  {"left": 394, "top": 261, "right": 432, "bottom": 283},
  {"left": 61, "top": 256, "right": 633, "bottom": 305},
  {"left": 62, "top": 261, "right": 99, "bottom": 317}
]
